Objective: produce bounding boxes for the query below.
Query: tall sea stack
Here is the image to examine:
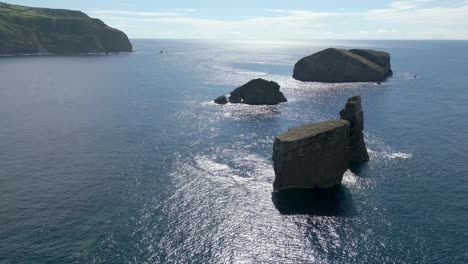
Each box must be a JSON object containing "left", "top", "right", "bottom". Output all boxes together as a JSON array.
[
  {"left": 272, "top": 96, "right": 370, "bottom": 192},
  {"left": 272, "top": 120, "right": 351, "bottom": 191},
  {"left": 340, "top": 96, "right": 370, "bottom": 163}
]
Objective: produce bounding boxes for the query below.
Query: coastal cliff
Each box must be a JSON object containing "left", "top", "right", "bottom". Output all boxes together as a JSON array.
[{"left": 0, "top": 2, "right": 132, "bottom": 55}]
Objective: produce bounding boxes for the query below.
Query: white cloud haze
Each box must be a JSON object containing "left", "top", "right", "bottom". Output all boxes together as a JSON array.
[{"left": 89, "top": 0, "right": 468, "bottom": 39}]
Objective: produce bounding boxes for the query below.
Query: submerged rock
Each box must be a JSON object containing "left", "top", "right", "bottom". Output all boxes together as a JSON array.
[
  {"left": 340, "top": 95, "right": 370, "bottom": 163},
  {"left": 214, "top": 95, "right": 228, "bottom": 105},
  {"left": 272, "top": 120, "right": 350, "bottom": 191},
  {"left": 228, "top": 79, "right": 287, "bottom": 105},
  {"left": 293, "top": 48, "right": 392, "bottom": 83}
]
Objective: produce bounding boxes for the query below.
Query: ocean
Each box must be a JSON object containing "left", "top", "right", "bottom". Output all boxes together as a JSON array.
[{"left": 1, "top": 39, "right": 467, "bottom": 263}]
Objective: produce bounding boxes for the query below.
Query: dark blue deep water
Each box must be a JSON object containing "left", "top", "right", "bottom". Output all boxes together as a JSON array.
[{"left": 1, "top": 40, "right": 468, "bottom": 263}]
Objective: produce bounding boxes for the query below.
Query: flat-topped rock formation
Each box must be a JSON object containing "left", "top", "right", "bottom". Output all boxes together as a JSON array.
[
  {"left": 293, "top": 48, "right": 392, "bottom": 83},
  {"left": 340, "top": 95, "right": 370, "bottom": 162},
  {"left": 214, "top": 78, "right": 287, "bottom": 105},
  {"left": 0, "top": 2, "right": 132, "bottom": 55},
  {"left": 272, "top": 96, "right": 370, "bottom": 191},
  {"left": 272, "top": 119, "right": 350, "bottom": 191}
]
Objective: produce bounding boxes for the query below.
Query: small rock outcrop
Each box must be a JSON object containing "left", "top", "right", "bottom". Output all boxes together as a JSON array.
[
  {"left": 293, "top": 48, "right": 392, "bottom": 83},
  {"left": 272, "top": 120, "right": 350, "bottom": 191},
  {"left": 214, "top": 95, "right": 228, "bottom": 105},
  {"left": 340, "top": 96, "right": 370, "bottom": 162},
  {"left": 228, "top": 79, "right": 287, "bottom": 105}
]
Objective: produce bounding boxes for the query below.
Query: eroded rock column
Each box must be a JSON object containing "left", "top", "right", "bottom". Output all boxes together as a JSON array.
[{"left": 340, "top": 96, "right": 370, "bottom": 163}]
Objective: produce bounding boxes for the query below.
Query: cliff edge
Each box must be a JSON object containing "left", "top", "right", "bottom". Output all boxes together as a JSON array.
[{"left": 0, "top": 2, "right": 132, "bottom": 55}]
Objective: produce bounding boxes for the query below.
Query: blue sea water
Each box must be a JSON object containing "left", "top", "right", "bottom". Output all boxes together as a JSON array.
[{"left": 0, "top": 39, "right": 468, "bottom": 263}]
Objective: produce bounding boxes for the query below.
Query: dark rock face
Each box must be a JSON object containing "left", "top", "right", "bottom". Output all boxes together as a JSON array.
[
  {"left": 228, "top": 78, "right": 287, "bottom": 105},
  {"left": 272, "top": 120, "right": 350, "bottom": 191},
  {"left": 214, "top": 95, "right": 228, "bottom": 105},
  {"left": 340, "top": 96, "right": 370, "bottom": 162},
  {"left": 228, "top": 96, "right": 241, "bottom": 104},
  {"left": 349, "top": 49, "right": 393, "bottom": 77},
  {"left": 272, "top": 96, "right": 371, "bottom": 192},
  {"left": 293, "top": 48, "right": 392, "bottom": 83},
  {"left": 0, "top": 2, "right": 132, "bottom": 55}
]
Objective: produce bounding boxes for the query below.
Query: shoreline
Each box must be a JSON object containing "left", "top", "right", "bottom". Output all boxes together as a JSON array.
[{"left": 0, "top": 51, "right": 135, "bottom": 58}]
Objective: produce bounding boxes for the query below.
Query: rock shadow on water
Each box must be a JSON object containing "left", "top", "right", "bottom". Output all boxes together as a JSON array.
[
  {"left": 271, "top": 185, "right": 356, "bottom": 217},
  {"left": 349, "top": 161, "right": 370, "bottom": 177}
]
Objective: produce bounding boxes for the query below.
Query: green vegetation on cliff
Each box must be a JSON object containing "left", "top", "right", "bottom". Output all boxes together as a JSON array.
[{"left": 0, "top": 2, "right": 132, "bottom": 55}]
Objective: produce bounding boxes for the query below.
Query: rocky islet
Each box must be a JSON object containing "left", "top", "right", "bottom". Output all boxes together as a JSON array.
[
  {"left": 272, "top": 96, "right": 369, "bottom": 192},
  {"left": 214, "top": 78, "right": 287, "bottom": 105},
  {"left": 293, "top": 48, "right": 393, "bottom": 83}
]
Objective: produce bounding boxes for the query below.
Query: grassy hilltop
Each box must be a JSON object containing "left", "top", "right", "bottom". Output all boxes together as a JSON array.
[{"left": 0, "top": 2, "right": 132, "bottom": 55}]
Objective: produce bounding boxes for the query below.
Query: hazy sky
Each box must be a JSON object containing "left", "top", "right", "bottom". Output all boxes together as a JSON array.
[{"left": 8, "top": 0, "right": 468, "bottom": 39}]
